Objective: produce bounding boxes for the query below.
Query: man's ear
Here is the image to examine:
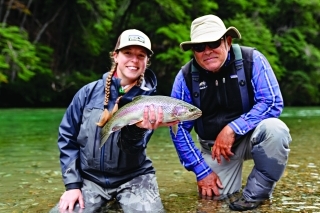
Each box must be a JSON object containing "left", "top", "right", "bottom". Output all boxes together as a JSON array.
[{"left": 227, "top": 36, "right": 233, "bottom": 46}]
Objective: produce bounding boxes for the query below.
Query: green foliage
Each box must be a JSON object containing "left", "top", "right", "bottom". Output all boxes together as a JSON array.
[
  {"left": 154, "top": 0, "right": 192, "bottom": 22},
  {"left": 226, "top": 14, "right": 284, "bottom": 79},
  {"left": 281, "top": 70, "right": 319, "bottom": 105},
  {"left": 0, "top": 25, "right": 55, "bottom": 105},
  {"left": 275, "top": 29, "right": 306, "bottom": 61},
  {"left": 156, "top": 24, "right": 193, "bottom": 70},
  {"left": 71, "top": 70, "right": 101, "bottom": 89},
  {"left": 0, "top": 26, "right": 40, "bottom": 83},
  {"left": 76, "top": 0, "right": 117, "bottom": 56},
  {"left": 33, "top": 44, "right": 54, "bottom": 76},
  {"left": 267, "top": 0, "right": 320, "bottom": 105},
  {"left": 216, "top": 0, "right": 269, "bottom": 18},
  {"left": 0, "top": 0, "right": 319, "bottom": 106},
  {"left": 0, "top": 55, "right": 9, "bottom": 83}
]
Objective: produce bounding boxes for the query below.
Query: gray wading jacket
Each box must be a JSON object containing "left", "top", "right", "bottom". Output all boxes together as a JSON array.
[{"left": 58, "top": 69, "right": 157, "bottom": 190}]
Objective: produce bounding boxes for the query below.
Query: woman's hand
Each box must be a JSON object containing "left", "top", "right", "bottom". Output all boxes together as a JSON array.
[
  {"left": 58, "top": 189, "right": 84, "bottom": 212},
  {"left": 136, "top": 105, "right": 179, "bottom": 129}
]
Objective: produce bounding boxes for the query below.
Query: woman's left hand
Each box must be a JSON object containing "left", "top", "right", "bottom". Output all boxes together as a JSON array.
[{"left": 136, "top": 105, "right": 179, "bottom": 129}]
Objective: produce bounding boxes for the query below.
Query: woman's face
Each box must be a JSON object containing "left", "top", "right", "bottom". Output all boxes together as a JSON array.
[
  {"left": 113, "top": 45, "right": 148, "bottom": 85},
  {"left": 193, "top": 36, "right": 232, "bottom": 73}
]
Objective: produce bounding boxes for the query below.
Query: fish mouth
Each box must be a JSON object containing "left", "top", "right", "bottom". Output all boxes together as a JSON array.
[{"left": 192, "top": 111, "right": 202, "bottom": 119}]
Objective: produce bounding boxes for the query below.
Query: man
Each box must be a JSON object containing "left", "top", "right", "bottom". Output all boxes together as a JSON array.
[{"left": 169, "top": 14, "right": 292, "bottom": 211}]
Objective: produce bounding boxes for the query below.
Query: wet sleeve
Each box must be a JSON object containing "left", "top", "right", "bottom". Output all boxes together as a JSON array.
[
  {"left": 170, "top": 71, "right": 213, "bottom": 181},
  {"left": 65, "top": 182, "right": 82, "bottom": 190},
  {"left": 58, "top": 86, "right": 90, "bottom": 189}
]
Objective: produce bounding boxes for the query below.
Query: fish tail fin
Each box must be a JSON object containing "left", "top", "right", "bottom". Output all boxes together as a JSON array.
[
  {"left": 100, "top": 136, "right": 108, "bottom": 149},
  {"left": 100, "top": 126, "right": 112, "bottom": 148}
]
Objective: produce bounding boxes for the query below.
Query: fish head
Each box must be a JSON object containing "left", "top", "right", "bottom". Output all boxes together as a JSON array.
[{"left": 171, "top": 103, "right": 202, "bottom": 121}]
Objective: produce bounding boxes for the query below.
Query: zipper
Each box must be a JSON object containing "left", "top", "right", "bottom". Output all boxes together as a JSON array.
[
  {"left": 222, "top": 77, "right": 228, "bottom": 107},
  {"left": 100, "top": 145, "right": 105, "bottom": 170},
  {"left": 99, "top": 134, "right": 115, "bottom": 170},
  {"left": 100, "top": 134, "right": 112, "bottom": 187},
  {"left": 109, "top": 134, "right": 114, "bottom": 160},
  {"left": 215, "top": 79, "right": 221, "bottom": 105}
]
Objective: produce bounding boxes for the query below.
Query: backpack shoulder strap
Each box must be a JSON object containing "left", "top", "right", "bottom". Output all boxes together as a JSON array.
[
  {"left": 181, "top": 60, "right": 204, "bottom": 132},
  {"left": 232, "top": 44, "right": 250, "bottom": 113},
  {"left": 190, "top": 63, "right": 201, "bottom": 109}
]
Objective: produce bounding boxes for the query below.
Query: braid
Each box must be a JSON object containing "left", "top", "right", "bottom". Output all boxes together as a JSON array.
[
  {"left": 137, "top": 58, "right": 150, "bottom": 86},
  {"left": 104, "top": 67, "right": 116, "bottom": 106},
  {"left": 96, "top": 64, "right": 117, "bottom": 127},
  {"left": 137, "top": 73, "right": 144, "bottom": 87}
]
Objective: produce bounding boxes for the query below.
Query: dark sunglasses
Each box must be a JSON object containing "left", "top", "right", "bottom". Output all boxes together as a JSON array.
[{"left": 192, "top": 38, "right": 223, "bottom": 52}]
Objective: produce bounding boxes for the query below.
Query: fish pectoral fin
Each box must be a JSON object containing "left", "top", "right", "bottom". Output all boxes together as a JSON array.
[{"left": 172, "top": 124, "right": 178, "bottom": 137}]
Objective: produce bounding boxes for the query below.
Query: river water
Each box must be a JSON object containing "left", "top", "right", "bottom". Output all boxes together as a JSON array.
[{"left": 0, "top": 107, "right": 319, "bottom": 213}]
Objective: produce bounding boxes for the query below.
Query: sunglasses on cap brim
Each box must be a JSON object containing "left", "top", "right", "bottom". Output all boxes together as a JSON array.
[{"left": 192, "top": 37, "right": 224, "bottom": 52}]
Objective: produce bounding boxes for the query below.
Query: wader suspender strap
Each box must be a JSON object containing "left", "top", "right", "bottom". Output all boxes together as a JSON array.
[
  {"left": 191, "top": 64, "right": 204, "bottom": 132},
  {"left": 232, "top": 44, "right": 250, "bottom": 113}
]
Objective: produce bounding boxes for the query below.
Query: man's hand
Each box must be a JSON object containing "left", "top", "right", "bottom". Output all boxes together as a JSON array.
[
  {"left": 197, "top": 172, "right": 223, "bottom": 197},
  {"left": 58, "top": 189, "right": 84, "bottom": 212},
  {"left": 212, "top": 125, "right": 235, "bottom": 164}
]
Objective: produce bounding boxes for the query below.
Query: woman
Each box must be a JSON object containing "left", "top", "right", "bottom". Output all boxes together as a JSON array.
[{"left": 50, "top": 29, "right": 176, "bottom": 213}]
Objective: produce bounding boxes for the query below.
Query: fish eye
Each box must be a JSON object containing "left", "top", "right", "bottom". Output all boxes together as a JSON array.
[{"left": 189, "top": 108, "right": 195, "bottom": 112}]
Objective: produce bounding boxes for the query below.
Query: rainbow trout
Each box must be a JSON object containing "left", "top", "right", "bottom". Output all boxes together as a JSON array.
[{"left": 100, "top": 95, "right": 202, "bottom": 148}]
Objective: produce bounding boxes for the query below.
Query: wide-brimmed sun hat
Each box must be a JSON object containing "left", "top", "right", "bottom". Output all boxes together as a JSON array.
[
  {"left": 115, "top": 29, "right": 153, "bottom": 55},
  {"left": 180, "top": 15, "right": 241, "bottom": 51}
]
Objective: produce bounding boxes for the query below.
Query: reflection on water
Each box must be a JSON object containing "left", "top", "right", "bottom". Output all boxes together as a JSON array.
[
  {"left": 0, "top": 107, "right": 320, "bottom": 213},
  {"left": 280, "top": 107, "right": 320, "bottom": 117}
]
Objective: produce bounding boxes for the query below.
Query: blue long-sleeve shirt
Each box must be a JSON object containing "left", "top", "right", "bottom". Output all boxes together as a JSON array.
[{"left": 170, "top": 49, "right": 284, "bottom": 181}]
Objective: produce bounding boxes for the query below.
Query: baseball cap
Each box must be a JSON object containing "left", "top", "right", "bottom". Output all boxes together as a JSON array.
[{"left": 114, "top": 29, "right": 153, "bottom": 56}]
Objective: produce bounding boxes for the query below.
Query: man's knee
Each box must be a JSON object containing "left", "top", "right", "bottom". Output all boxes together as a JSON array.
[
  {"left": 251, "top": 118, "right": 291, "bottom": 181},
  {"left": 252, "top": 118, "right": 291, "bottom": 147}
]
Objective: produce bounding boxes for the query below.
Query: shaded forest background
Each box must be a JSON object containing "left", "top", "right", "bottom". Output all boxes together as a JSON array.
[{"left": 0, "top": 0, "right": 319, "bottom": 107}]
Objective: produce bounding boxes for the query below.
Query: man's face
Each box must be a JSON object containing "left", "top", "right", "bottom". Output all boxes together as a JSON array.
[{"left": 192, "top": 36, "right": 232, "bottom": 73}]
